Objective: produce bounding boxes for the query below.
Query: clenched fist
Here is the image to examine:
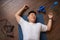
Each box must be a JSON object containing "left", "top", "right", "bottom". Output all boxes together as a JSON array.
[{"left": 23, "top": 5, "right": 29, "bottom": 10}]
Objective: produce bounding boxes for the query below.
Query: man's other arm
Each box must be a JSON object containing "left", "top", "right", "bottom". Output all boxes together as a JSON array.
[{"left": 47, "top": 12, "right": 53, "bottom": 31}]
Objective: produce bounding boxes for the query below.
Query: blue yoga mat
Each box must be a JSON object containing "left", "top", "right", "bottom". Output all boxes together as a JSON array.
[{"left": 18, "top": 14, "right": 47, "bottom": 40}]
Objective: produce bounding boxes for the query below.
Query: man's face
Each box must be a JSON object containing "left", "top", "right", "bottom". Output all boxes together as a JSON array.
[{"left": 28, "top": 13, "right": 36, "bottom": 23}]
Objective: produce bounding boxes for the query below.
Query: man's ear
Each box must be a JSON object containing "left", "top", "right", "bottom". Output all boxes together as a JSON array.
[{"left": 28, "top": 16, "right": 29, "bottom": 19}]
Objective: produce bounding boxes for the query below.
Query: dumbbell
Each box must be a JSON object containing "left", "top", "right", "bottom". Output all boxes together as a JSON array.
[{"left": 37, "top": 6, "right": 46, "bottom": 13}]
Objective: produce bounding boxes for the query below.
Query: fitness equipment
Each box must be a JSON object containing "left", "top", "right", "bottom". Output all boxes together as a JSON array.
[
  {"left": 37, "top": 6, "right": 46, "bottom": 13},
  {"left": 37, "top": 1, "right": 58, "bottom": 13},
  {"left": 50, "top": 1, "right": 58, "bottom": 9}
]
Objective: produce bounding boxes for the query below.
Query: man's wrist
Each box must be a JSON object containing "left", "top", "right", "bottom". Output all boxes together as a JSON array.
[
  {"left": 49, "top": 18, "right": 52, "bottom": 19},
  {"left": 49, "top": 18, "right": 52, "bottom": 21}
]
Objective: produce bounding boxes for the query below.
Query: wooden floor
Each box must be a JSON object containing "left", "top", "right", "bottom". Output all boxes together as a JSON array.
[{"left": 0, "top": 0, "right": 60, "bottom": 40}]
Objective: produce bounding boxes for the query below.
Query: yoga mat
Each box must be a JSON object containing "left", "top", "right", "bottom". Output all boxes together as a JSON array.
[
  {"left": 18, "top": 14, "right": 47, "bottom": 40},
  {"left": 36, "top": 14, "right": 47, "bottom": 40}
]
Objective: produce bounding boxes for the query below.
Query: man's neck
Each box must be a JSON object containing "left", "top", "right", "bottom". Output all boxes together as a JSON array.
[{"left": 29, "top": 21, "right": 35, "bottom": 23}]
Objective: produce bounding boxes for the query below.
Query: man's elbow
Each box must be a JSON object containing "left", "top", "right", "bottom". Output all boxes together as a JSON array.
[
  {"left": 15, "top": 14, "right": 18, "bottom": 18},
  {"left": 47, "top": 27, "right": 51, "bottom": 32}
]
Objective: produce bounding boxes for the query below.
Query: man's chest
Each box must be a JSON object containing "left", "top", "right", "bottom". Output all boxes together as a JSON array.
[{"left": 22, "top": 24, "right": 41, "bottom": 36}]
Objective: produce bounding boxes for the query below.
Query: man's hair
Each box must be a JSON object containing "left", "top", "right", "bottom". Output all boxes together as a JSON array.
[{"left": 28, "top": 11, "right": 36, "bottom": 16}]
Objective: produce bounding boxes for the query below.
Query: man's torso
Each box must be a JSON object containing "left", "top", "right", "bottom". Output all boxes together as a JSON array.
[{"left": 20, "top": 21, "right": 42, "bottom": 40}]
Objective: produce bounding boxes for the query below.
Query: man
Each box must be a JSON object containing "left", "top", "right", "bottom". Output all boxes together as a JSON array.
[{"left": 15, "top": 5, "right": 53, "bottom": 40}]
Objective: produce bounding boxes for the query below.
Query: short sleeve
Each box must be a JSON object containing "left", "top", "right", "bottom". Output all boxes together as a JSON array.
[
  {"left": 41, "top": 23, "right": 47, "bottom": 32},
  {"left": 18, "top": 17, "right": 27, "bottom": 26}
]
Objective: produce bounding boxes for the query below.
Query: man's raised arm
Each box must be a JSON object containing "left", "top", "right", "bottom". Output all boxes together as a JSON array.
[
  {"left": 15, "top": 5, "right": 29, "bottom": 23},
  {"left": 47, "top": 12, "right": 53, "bottom": 31}
]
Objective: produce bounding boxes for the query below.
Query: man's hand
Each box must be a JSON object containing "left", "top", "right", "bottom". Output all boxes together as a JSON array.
[
  {"left": 48, "top": 12, "right": 53, "bottom": 19},
  {"left": 23, "top": 5, "right": 29, "bottom": 10}
]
